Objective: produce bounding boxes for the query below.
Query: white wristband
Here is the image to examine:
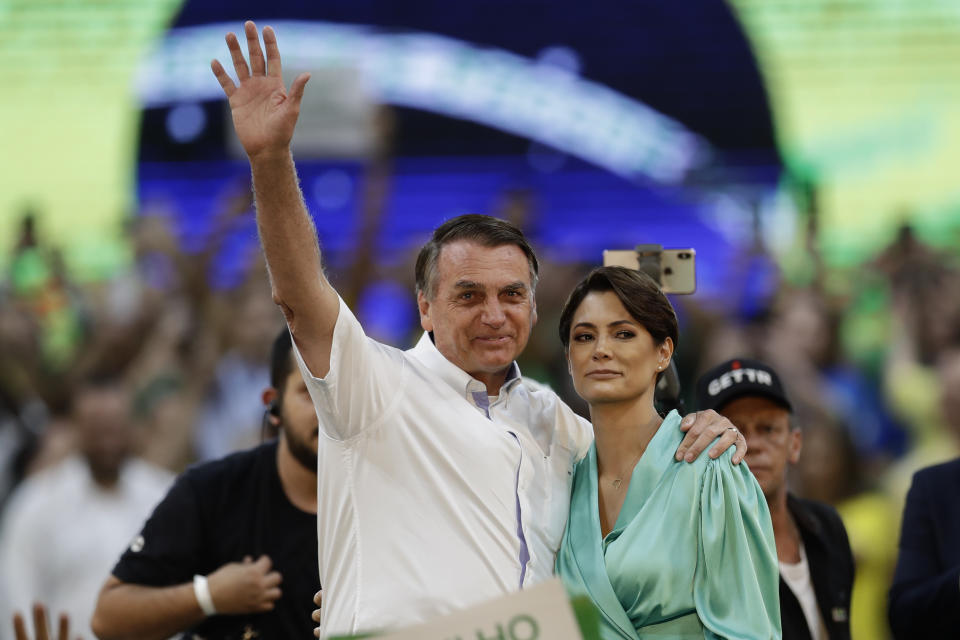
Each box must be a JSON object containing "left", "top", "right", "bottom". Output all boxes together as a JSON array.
[{"left": 193, "top": 574, "right": 217, "bottom": 616}]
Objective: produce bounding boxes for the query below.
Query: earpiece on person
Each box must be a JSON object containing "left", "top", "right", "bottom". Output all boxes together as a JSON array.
[
  {"left": 268, "top": 400, "right": 281, "bottom": 418},
  {"left": 261, "top": 399, "right": 282, "bottom": 441}
]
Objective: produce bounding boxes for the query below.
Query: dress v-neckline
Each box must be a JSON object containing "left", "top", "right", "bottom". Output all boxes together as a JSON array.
[
  {"left": 563, "top": 411, "right": 682, "bottom": 640},
  {"left": 602, "top": 412, "right": 680, "bottom": 541}
]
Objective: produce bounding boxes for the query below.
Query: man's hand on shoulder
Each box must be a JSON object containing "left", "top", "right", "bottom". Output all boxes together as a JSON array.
[
  {"left": 675, "top": 410, "right": 747, "bottom": 464},
  {"left": 208, "top": 555, "right": 283, "bottom": 614}
]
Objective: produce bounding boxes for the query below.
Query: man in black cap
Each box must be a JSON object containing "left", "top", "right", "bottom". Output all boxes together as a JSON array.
[{"left": 697, "top": 358, "right": 854, "bottom": 640}]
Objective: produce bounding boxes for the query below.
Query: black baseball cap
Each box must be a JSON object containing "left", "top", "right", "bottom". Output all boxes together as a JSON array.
[{"left": 695, "top": 358, "right": 792, "bottom": 413}]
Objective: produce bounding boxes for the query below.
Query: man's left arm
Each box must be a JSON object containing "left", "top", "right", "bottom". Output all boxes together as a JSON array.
[{"left": 674, "top": 410, "right": 747, "bottom": 464}]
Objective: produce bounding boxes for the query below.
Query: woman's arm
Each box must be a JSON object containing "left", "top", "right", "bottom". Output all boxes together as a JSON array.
[{"left": 694, "top": 456, "right": 782, "bottom": 639}]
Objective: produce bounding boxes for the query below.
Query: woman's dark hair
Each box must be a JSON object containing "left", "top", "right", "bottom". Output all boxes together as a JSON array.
[
  {"left": 414, "top": 214, "right": 539, "bottom": 298},
  {"left": 558, "top": 266, "right": 678, "bottom": 354}
]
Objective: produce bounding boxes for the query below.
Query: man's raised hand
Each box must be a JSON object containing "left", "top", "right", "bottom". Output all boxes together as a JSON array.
[{"left": 211, "top": 21, "right": 310, "bottom": 160}]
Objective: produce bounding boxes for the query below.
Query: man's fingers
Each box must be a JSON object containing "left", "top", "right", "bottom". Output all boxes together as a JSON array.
[
  {"left": 225, "top": 32, "right": 250, "bottom": 81},
  {"left": 263, "top": 570, "right": 283, "bottom": 588},
  {"left": 289, "top": 72, "right": 311, "bottom": 106},
  {"left": 314, "top": 589, "right": 323, "bottom": 607},
  {"left": 314, "top": 627, "right": 321, "bottom": 638},
  {"left": 210, "top": 60, "right": 236, "bottom": 98},
  {"left": 675, "top": 412, "right": 701, "bottom": 461},
  {"left": 683, "top": 428, "right": 721, "bottom": 462},
  {"left": 254, "top": 554, "right": 273, "bottom": 571},
  {"left": 312, "top": 608, "right": 322, "bottom": 623},
  {"left": 731, "top": 431, "right": 747, "bottom": 464},
  {"left": 56, "top": 614, "right": 68, "bottom": 640},
  {"left": 708, "top": 428, "right": 739, "bottom": 461},
  {"left": 262, "top": 26, "right": 283, "bottom": 78},
  {"left": 31, "top": 604, "right": 49, "bottom": 640},
  {"left": 13, "top": 612, "right": 28, "bottom": 640},
  {"left": 244, "top": 21, "right": 266, "bottom": 76},
  {"left": 264, "top": 587, "right": 282, "bottom": 602}
]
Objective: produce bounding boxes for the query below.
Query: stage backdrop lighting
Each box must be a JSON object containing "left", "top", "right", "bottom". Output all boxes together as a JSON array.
[
  {"left": 730, "top": 0, "right": 960, "bottom": 265},
  {"left": 0, "top": 0, "right": 182, "bottom": 279}
]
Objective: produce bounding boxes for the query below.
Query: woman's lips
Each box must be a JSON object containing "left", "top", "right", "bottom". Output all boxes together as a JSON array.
[{"left": 586, "top": 370, "right": 621, "bottom": 379}]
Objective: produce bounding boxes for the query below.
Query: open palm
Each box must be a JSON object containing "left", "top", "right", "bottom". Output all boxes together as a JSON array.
[
  {"left": 211, "top": 21, "right": 310, "bottom": 159},
  {"left": 12, "top": 604, "right": 80, "bottom": 640}
]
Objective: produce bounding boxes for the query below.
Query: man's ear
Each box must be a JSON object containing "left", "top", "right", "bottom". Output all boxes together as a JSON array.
[
  {"left": 261, "top": 388, "right": 280, "bottom": 426},
  {"left": 261, "top": 388, "right": 277, "bottom": 408},
  {"left": 788, "top": 429, "right": 803, "bottom": 465},
  {"left": 531, "top": 300, "right": 538, "bottom": 328},
  {"left": 417, "top": 290, "right": 433, "bottom": 333}
]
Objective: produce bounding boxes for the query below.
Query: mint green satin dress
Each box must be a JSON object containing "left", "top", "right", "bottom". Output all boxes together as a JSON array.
[{"left": 556, "top": 411, "right": 781, "bottom": 639}]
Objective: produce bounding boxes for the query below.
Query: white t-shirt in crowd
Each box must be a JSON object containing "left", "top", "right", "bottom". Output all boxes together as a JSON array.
[
  {"left": 294, "top": 297, "right": 593, "bottom": 638},
  {"left": 0, "top": 456, "right": 172, "bottom": 640},
  {"left": 780, "top": 541, "right": 829, "bottom": 640}
]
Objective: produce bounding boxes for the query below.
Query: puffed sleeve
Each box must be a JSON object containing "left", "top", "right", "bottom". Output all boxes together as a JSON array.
[{"left": 694, "top": 454, "right": 782, "bottom": 639}]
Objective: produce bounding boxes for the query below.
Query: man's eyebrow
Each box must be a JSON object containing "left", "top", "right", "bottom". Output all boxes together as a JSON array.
[
  {"left": 500, "top": 282, "right": 528, "bottom": 293},
  {"left": 453, "top": 280, "right": 483, "bottom": 289}
]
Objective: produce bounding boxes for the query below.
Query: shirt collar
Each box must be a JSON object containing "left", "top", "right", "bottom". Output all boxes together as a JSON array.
[{"left": 409, "top": 332, "right": 522, "bottom": 398}]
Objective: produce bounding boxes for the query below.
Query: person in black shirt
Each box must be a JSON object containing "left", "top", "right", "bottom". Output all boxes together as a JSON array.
[
  {"left": 92, "top": 330, "right": 319, "bottom": 640},
  {"left": 697, "top": 358, "right": 854, "bottom": 640}
]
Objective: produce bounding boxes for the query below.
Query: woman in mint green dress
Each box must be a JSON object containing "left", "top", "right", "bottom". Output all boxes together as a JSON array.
[{"left": 555, "top": 267, "right": 781, "bottom": 639}]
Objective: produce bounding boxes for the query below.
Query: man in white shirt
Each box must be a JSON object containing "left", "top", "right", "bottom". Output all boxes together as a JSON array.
[
  {"left": 211, "top": 21, "right": 746, "bottom": 638},
  {"left": 0, "top": 377, "right": 172, "bottom": 640}
]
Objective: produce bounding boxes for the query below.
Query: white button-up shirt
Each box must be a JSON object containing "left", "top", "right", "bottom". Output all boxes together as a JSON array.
[{"left": 295, "top": 298, "right": 592, "bottom": 638}]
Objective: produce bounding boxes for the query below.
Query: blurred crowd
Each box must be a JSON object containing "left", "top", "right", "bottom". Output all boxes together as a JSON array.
[{"left": 0, "top": 173, "right": 959, "bottom": 639}]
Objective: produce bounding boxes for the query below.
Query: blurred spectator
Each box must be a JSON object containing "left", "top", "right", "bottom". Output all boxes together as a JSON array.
[
  {"left": 882, "top": 318, "right": 960, "bottom": 518},
  {"left": 763, "top": 287, "right": 903, "bottom": 464},
  {"left": 873, "top": 223, "right": 960, "bottom": 366},
  {"left": 697, "top": 358, "right": 854, "bottom": 640},
  {"left": 193, "top": 283, "right": 282, "bottom": 460},
  {"left": 6, "top": 211, "right": 89, "bottom": 374},
  {"left": 91, "top": 330, "right": 318, "bottom": 640},
  {"left": 0, "top": 376, "right": 172, "bottom": 640},
  {"left": 11, "top": 603, "right": 80, "bottom": 640},
  {"left": 887, "top": 454, "right": 960, "bottom": 638},
  {"left": 795, "top": 419, "right": 897, "bottom": 640},
  {"left": 886, "top": 347, "right": 960, "bottom": 637}
]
